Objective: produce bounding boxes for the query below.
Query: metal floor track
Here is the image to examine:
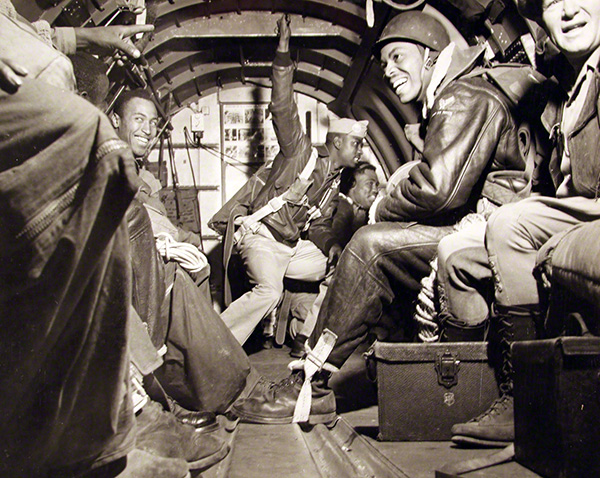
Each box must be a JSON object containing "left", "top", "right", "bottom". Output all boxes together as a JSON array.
[{"left": 199, "top": 415, "right": 408, "bottom": 478}]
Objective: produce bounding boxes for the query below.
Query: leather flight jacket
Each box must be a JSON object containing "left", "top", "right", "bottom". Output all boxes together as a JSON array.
[
  {"left": 375, "top": 46, "right": 526, "bottom": 224},
  {"left": 541, "top": 68, "right": 600, "bottom": 199},
  {"left": 248, "top": 51, "right": 340, "bottom": 255}
]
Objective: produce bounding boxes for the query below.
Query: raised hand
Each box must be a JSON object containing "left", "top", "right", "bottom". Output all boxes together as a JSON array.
[{"left": 276, "top": 14, "right": 291, "bottom": 53}]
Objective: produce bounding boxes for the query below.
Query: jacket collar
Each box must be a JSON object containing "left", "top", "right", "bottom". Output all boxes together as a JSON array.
[
  {"left": 541, "top": 49, "right": 600, "bottom": 138},
  {"left": 569, "top": 72, "right": 600, "bottom": 138},
  {"left": 316, "top": 144, "right": 338, "bottom": 178},
  {"left": 316, "top": 144, "right": 330, "bottom": 158},
  {"left": 567, "top": 49, "right": 600, "bottom": 137},
  {"left": 425, "top": 44, "right": 486, "bottom": 114}
]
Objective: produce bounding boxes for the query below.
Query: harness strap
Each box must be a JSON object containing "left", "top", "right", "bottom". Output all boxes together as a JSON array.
[
  {"left": 289, "top": 329, "right": 338, "bottom": 423},
  {"left": 233, "top": 148, "right": 318, "bottom": 244},
  {"left": 222, "top": 203, "right": 247, "bottom": 306},
  {"left": 435, "top": 444, "right": 515, "bottom": 478},
  {"left": 302, "top": 176, "right": 340, "bottom": 231}
]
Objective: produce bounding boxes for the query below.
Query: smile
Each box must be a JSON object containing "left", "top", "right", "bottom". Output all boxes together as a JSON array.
[
  {"left": 390, "top": 76, "right": 408, "bottom": 94},
  {"left": 562, "top": 21, "right": 586, "bottom": 34}
]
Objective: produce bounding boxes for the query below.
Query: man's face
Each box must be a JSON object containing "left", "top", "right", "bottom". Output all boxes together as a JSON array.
[
  {"left": 349, "top": 169, "right": 379, "bottom": 210},
  {"left": 336, "top": 134, "right": 364, "bottom": 168},
  {"left": 542, "top": 0, "right": 600, "bottom": 63},
  {"left": 115, "top": 97, "right": 158, "bottom": 157},
  {"left": 380, "top": 41, "right": 425, "bottom": 104}
]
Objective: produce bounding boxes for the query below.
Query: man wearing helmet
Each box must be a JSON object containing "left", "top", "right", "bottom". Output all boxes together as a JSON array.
[
  {"left": 232, "top": 10, "right": 531, "bottom": 426},
  {"left": 449, "top": 0, "right": 600, "bottom": 447}
]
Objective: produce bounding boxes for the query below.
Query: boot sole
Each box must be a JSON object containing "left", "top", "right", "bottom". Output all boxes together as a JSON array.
[
  {"left": 451, "top": 435, "right": 512, "bottom": 448},
  {"left": 187, "top": 442, "right": 230, "bottom": 471},
  {"left": 236, "top": 411, "right": 337, "bottom": 425}
]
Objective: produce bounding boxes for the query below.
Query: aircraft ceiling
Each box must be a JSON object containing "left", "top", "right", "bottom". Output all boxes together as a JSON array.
[{"left": 14, "top": 0, "right": 534, "bottom": 173}]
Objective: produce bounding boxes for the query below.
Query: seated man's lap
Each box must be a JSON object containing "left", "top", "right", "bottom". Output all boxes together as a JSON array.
[{"left": 286, "top": 239, "right": 328, "bottom": 282}]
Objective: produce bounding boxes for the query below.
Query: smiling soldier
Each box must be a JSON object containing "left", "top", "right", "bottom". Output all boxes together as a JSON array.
[
  {"left": 449, "top": 0, "right": 600, "bottom": 447},
  {"left": 232, "top": 10, "right": 531, "bottom": 426},
  {"left": 219, "top": 15, "right": 369, "bottom": 347}
]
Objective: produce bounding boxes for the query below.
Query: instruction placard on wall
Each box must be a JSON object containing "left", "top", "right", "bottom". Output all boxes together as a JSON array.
[{"left": 222, "top": 103, "right": 279, "bottom": 165}]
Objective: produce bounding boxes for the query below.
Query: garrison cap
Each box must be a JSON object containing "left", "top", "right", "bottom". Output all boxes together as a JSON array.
[{"left": 328, "top": 118, "right": 369, "bottom": 138}]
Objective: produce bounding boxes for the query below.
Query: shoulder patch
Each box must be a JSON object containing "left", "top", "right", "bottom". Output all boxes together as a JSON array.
[{"left": 438, "top": 96, "right": 455, "bottom": 110}]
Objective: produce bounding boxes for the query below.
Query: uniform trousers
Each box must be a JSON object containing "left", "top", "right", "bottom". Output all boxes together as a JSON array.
[
  {"left": 221, "top": 222, "right": 328, "bottom": 344},
  {"left": 487, "top": 195, "right": 600, "bottom": 307}
]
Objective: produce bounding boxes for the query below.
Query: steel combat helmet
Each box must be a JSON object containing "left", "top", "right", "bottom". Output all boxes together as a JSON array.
[{"left": 375, "top": 11, "right": 451, "bottom": 55}]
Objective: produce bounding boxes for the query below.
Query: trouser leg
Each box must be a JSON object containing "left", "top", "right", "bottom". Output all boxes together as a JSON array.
[
  {"left": 451, "top": 197, "right": 600, "bottom": 446},
  {"left": 221, "top": 224, "right": 293, "bottom": 344},
  {"left": 285, "top": 239, "right": 328, "bottom": 281},
  {"left": 310, "top": 222, "right": 454, "bottom": 368},
  {"left": 0, "top": 80, "right": 137, "bottom": 474},
  {"left": 282, "top": 239, "right": 329, "bottom": 341},
  {"left": 486, "top": 196, "right": 600, "bottom": 308},
  {"left": 297, "top": 271, "right": 332, "bottom": 338},
  {"left": 437, "top": 220, "right": 490, "bottom": 340}
]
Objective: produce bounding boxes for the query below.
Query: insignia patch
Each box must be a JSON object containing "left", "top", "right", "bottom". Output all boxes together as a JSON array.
[{"left": 438, "top": 96, "right": 455, "bottom": 110}]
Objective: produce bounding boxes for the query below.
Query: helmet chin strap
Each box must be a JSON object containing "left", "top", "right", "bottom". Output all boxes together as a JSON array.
[
  {"left": 423, "top": 47, "right": 432, "bottom": 70},
  {"left": 417, "top": 47, "right": 431, "bottom": 103}
]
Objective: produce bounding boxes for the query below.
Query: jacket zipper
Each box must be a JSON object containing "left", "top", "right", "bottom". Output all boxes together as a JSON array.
[{"left": 16, "top": 181, "right": 79, "bottom": 242}]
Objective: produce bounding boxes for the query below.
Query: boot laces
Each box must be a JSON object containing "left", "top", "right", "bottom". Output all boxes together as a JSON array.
[
  {"left": 497, "top": 315, "right": 515, "bottom": 395},
  {"left": 265, "top": 372, "right": 302, "bottom": 397},
  {"left": 469, "top": 394, "right": 512, "bottom": 423}
]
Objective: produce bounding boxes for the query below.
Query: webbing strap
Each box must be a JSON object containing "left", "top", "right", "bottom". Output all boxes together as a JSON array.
[
  {"left": 222, "top": 204, "right": 247, "bottom": 306},
  {"left": 302, "top": 176, "right": 340, "bottom": 231},
  {"left": 435, "top": 444, "right": 515, "bottom": 478},
  {"left": 290, "top": 329, "right": 338, "bottom": 423},
  {"left": 299, "top": 147, "right": 319, "bottom": 180},
  {"left": 233, "top": 148, "right": 318, "bottom": 244}
]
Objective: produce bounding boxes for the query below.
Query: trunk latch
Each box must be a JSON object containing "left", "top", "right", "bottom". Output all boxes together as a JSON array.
[{"left": 435, "top": 351, "right": 460, "bottom": 388}]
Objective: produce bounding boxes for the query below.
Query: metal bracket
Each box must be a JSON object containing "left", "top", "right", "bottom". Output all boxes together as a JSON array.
[{"left": 435, "top": 350, "right": 460, "bottom": 389}]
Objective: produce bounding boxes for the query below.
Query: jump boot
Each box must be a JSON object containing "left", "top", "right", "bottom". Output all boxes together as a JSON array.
[
  {"left": 232, "top": 370, "right": 336, "bottom": 424},
  {"left": 143, "top": 373, "right": 220, "bottom": 434},
  {"left": 450, "top": 304, "right": 538, "bottom": 447},
  {"left": 439, "top": 315, "right": 487, "bottom": 342},
  {"left": 289, "top": 333, "right": 309, "bottom": 358},
  {"left": 232, "top": 329, "right": 338, "bottom": 424},
  {"left": 135, "top": 400, "right": 229, "bottom": 472}
]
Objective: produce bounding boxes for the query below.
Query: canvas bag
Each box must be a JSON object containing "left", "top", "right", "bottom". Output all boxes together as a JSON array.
[{"left": 155, "top": 263, "right": 251, "bottom": 413}]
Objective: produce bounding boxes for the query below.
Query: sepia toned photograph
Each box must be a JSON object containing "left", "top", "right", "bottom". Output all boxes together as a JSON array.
[{"left": 1, "top": 0, "right": 598, "bottom": 477}]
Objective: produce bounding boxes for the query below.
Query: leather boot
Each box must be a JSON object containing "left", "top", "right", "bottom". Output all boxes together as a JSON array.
[
  {"left": 165, "top": 395, "right": 220, "bottom": 434},
  {"left": 231, "top": 370, "right": 336, "bottom": 425},
  {"left": 77, "top": 449, "right": 191, "bottom": 478},
  {"left": 52, "top": 449, "right": 191, "bottom": 478},
  {"left": 439, "top": 316, "right": 487, "bottom": 342},
  {"left": 451, "top": 304, "right": 537, "bottom": 447},
  {"left": 135, "top": 400, "right": 229, "bottom": 471},
  {"left": 144, "top": 373, "right": 220, "bottom": 433},
  {"left": 116, "top": 450, "right": 190, "bottom": 478}
]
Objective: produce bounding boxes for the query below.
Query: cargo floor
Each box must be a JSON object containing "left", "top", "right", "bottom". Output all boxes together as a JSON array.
[{"left": 200, "top": 343, "right": 541, "bottom": 478}]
